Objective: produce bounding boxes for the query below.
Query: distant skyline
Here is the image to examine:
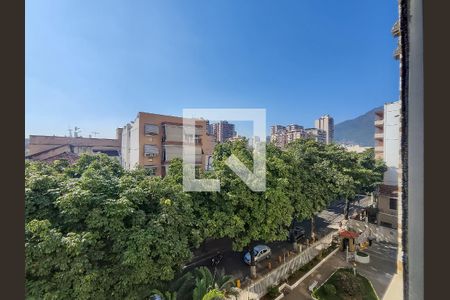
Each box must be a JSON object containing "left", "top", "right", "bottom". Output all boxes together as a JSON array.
[{"left": 26, "top": 0, "right": 399, "bottom": 139}]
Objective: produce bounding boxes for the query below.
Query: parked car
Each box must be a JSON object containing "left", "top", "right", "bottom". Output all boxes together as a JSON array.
[{"left": 243, "top": 245, "right": 271, "bottom": 265}]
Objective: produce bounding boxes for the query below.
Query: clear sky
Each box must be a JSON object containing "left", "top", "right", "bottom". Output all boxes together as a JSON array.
[{"left": 26, "top": 0, "right": 399, "bottom": 139}]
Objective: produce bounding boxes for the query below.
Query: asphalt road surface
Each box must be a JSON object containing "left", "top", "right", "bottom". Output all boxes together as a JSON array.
[{"left": 184, "top": 196, "right": 371, "bottom": 283}]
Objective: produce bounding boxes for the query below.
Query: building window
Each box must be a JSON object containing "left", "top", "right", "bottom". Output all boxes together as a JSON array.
[
  {"left": 144, "top": 124, "right": 159, "bottom": 135},
  {"left": 144, "top": 165, "right": 157, "bottom": 176},
  {"left": 144, "top": 144, "right": 159, "bottom": 157},
  {"left": 389, "top": 197, "right": 397, "bottom": 210}
]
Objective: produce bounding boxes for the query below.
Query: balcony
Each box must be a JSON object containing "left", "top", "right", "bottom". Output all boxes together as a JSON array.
[
  {"left": 374, "top": 133, "right": 384, "bottom": 139},
  {"left": 391, "top": 20, "right": 400, "bottom": 37},
  {"left": 394, "top": 44, "right": 401, "bottom": 60},
  {"left": 375, "top": 110, "right": 384, "bottom": 118},
  {"left": 374, "top": 119, "right": 384, "bottom": 127}
]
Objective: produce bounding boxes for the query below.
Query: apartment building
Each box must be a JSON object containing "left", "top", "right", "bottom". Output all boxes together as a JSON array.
[
  {"left": 211, "top": 121, "right": 236, "bottom": 142},
  {"left": 270, "top": 124, "right": 326, "bottom": 148},
  {"left": 342, "top": 144, "right": 372, "bottom": 154},
  {"left": 26, "top": 134, "right": 121, "bottom": 163},
  {"left": 120, "top": 112, "right": 216, "bottom": 176},
  {"left": 374, "top": 101, "right": 401, "bottom": 228},
  {"left": 315, "top": 115, "right": 334, "bottom": 144},
  {"left": 304, "top": 128, "right": 326, "bottom": 144}
]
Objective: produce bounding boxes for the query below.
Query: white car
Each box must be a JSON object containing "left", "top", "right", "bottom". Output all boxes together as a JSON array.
[{"left": 243, "top": 245, "right": 271, "bottom": 265}]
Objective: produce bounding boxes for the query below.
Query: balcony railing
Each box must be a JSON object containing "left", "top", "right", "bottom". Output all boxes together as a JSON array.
[
  {"left": 374, "top": 133, "right": 384, "bottom": 139},
  {"left": 375, "top": 146, "right": 384, "bottom": 152},
  {"left": 394, "top": 44, "right": 401, "bottom": 60},
  {"left": 391, "top": 20, "right": 400, "bottom": 37},
  {"left": 374, "top": 119, "right": 384, "bottom": 127}
]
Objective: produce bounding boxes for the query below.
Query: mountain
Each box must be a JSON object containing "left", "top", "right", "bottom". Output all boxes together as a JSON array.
[{"left": 334, "top": 106, "right": 382, "bottom": 147}]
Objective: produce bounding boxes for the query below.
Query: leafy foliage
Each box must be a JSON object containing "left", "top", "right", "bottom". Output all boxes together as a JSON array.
[
  {"left": 26, "top": 154, "right": 198, "bottom": 299},
  {"left": 25, "top": 138, "right": 385, "bottom": 298}
]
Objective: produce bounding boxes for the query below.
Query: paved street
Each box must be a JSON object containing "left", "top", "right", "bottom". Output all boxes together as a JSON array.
[{"left": 185, "top": 196, "right": 372, "bottom": 283}]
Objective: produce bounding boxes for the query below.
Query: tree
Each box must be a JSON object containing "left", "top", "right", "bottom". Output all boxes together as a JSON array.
[
  {"left": 284, "top": 140, "right": 352, "bottom": 241},
  {"left": 205, "top": 140, "right": 294, "bottom": 278},
  {"left": 155, "top": 267, "right": 236, "bottom": 300},
  {"left": 26, "top": 154, "right": 198, "bottom": 299}
]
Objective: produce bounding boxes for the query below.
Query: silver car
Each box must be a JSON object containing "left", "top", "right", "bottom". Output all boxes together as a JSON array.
[{"left": 243, "top": 245, "right": 271, "bottom": 265}]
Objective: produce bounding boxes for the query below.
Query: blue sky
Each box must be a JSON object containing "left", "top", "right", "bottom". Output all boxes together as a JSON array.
[{"left": 26, "top": 0, "right": 399, "bottom": 139}]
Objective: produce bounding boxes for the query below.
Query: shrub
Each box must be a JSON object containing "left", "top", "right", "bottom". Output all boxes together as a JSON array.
[
  {"left": 317, "top": 250, "right": 323, "bottom": 260},
  {"left": 357, "top": 251, "right": 368, "bottom": 257},
  {"left": 266, "top": 285, "right": 279, "bottom": 298},
  {"left": 335, "top": 271, "right": 361, "bottom": 296},
  {"left": 323, "top": 283, "right": 337, "bottom": 295}
]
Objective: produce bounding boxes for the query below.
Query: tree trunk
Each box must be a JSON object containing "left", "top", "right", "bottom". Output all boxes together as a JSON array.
[
  {"left": 344, "top": 198, "right": 350, "bottom": 220},
  {"left": 310, "top": 217, "right": 315, "bottom": 243},
  {"left": 249, "top": 245, "right": 257, "bottom": 279}
]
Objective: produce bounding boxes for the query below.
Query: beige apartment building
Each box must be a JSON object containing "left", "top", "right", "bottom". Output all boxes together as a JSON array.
[
  {"left": 315, "top": 115, "right": 334, "bottom": 144},
  {"left": 120, "top": 112, "right": 216, "bottom": 176}
]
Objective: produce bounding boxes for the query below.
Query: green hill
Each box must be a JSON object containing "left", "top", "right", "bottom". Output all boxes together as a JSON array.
[{"left": 334, "top": 106, "right": 382, "bottom": 147}]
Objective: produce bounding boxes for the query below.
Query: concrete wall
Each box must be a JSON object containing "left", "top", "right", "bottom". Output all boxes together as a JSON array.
[
  {"left": 377, "top": 195, "right": 398, "bottom": 229},
  {"left": 129, "top": 118, "right": 140, "bottom": 169},
  {"left": 121, "top": 124, "right": 132, "bottom": 169},
  {"left": 383, "top": 101, "right": 401, "bottom": 186}
]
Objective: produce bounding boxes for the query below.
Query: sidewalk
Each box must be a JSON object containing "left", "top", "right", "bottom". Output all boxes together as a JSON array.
[{"left": 383, "top": 273, "right": 404, "bottom": 299}]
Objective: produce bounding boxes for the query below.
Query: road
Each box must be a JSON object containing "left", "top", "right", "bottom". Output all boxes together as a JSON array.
[{"left": 184, "top": 196, "right": 372, "bottom": 284}]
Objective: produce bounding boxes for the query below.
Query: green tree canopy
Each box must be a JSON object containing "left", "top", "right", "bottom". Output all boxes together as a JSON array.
[{"left": 26, "top": 154, "right": 198, "bottom": 299}]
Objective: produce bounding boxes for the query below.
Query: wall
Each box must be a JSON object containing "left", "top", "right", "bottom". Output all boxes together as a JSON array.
[
  {"left": 121, "top": 124, "right": 132, "bottom": 169},
  {"left": 383, "top": 101, "right": 401, "bottom": 186},
  {"left": 129, "top": 118, "right": 140, "bottom": 169}
]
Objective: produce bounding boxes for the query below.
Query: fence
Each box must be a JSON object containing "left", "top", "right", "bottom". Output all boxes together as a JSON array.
[{"left": 245, "top": 230, "right": 338, "bottom": 298}]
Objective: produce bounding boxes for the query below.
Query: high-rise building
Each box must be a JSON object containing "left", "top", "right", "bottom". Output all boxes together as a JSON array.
[
  {"left": 315, "top": 115, "right": 334, "bottom": 144},
  {"left": 120, "top": 112, "right": 216, "bottom": 176},
  {"left": 374, "top": 101, "right": 401, "bottom": 228},
  {"left": 211, "top": 121, "right": 236, "bottom": 142}
]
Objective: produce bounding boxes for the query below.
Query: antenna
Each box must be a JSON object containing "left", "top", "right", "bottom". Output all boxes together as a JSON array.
[
  {"left": 74, "top": 126, "right": 81, "bottom": 138},
  {"left": 91, "top": 131, "right": 99, "bottom": 138},
  {"left": 68, "top": 127, "right": 73, "bottom": 138}
]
